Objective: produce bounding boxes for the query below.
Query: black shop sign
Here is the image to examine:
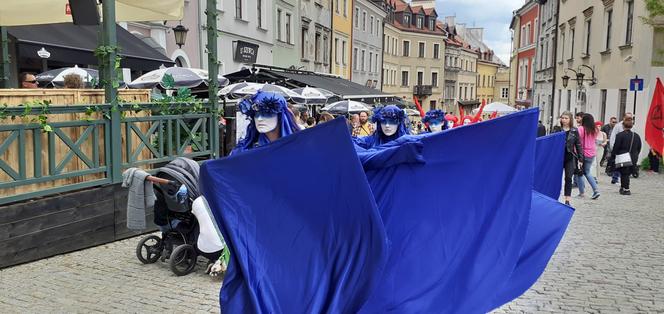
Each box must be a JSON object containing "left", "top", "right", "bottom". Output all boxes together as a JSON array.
[{"left": 234, "top": 41, "right": 259, "bottom": 63}]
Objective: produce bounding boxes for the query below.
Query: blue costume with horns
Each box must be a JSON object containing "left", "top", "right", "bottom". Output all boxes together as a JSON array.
[
  {"left": 354, "top": 105, "right": 409, "bottom": 149},
  {"left": 233, "top": 91, "right": 300, "bottom": 154}
]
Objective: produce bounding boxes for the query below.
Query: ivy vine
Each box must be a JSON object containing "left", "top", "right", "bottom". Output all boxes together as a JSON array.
[
  {"left": 643, "top": 0, "right": 664, "bottom": 25},
  {"left": 0, "top": 100, "right": 54, "bottom": 133}
]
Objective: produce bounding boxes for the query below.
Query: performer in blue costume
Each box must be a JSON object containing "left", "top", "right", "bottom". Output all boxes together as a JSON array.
[
  {"left": 422, "top": 109, "right": 449, "bottom": 133},
  {"left": 233, "top": 91, "right": 300, "bottom": 153},
  {"left": 354, "top": 105, "right": 409, "bottom": 148}
]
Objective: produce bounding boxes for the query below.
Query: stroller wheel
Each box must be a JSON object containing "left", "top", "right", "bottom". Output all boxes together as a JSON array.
[
  {"left": 169, "top": 244, "right": 197, "bottom": 276},
  {"left": 136, "top": 235, "right": 162, "bottom": 264}
]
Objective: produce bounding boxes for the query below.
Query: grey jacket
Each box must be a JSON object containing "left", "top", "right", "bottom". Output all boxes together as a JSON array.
[{"left": 122, "top": 168, "right": 156, "bottom": 230}]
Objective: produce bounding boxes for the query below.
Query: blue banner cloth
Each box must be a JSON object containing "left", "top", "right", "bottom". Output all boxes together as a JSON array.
[
  {"left": 200, "top": 118, "right": 389, "bottom": 314},
  {"left": 534, "top": 132, "right": 566, "bottom": 200},
  {"left": 490, "top": 191, "right": 574, "bottom": 309},
  {"left": 359, "top": 109, "right": 538, "bottom": 313}
]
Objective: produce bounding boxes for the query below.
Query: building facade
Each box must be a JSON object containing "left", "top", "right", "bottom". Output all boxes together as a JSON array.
[
  {"left": 202, "top": 0, "right": 274, "bottom": 75},
  {"left": 554, "top": 0, "right": 663, "bottom": 158},
  {"left": 494, "top": 66, "right": 511, "bottom": 104},
  {"left": 533, "top": 0, "right": 559, "bottom": 125},
  {"left": 508, "top": 14, "right": 520, "bottom": 106},
  {"left": 351, "top": 0, "right": 386, "bottom": 89},
  {"left": 443, "top": 18, "right": 479, "bottom": 113},
  {"left": 331, "top": 0, "right": 353, "bottom": 79},
  {"left": 381, "top": 0, "right": 446, "bottom": 112},
  {"left": 299, "top": 0, "right": 332, "bottom": 73},
  {"left": 510, "top": 0, "right": 539, "bottom": 109},
  {"left": 273, "top": 0, "right": 300, "bottom": 68}
]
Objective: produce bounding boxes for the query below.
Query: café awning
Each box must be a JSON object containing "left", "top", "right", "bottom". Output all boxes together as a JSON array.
[
  {"left": 8, "top": 23, "right": 174, "bottom": 71},
  {"left": 0, "top": 0, "right": 184, "bottom": 26}
]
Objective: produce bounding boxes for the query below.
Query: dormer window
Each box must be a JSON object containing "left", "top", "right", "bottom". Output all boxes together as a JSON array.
[
  {"left": 404, "top": 14, "right": 410, "bottom": 25},
  {"left": 417, "top": 15, "right": 424, "bottom": 28},
  {"left": 429, "top": 18, "right": 435, "bottom": 31}
]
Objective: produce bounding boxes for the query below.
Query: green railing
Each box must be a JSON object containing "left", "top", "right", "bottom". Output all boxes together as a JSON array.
[{"left": 0, "top": 102, "right": 219, "bottom": 205}]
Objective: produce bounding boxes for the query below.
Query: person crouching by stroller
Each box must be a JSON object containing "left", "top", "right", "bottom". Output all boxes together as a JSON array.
[{"left": 610, "top": 116, "right": 642, "bottom": 195}]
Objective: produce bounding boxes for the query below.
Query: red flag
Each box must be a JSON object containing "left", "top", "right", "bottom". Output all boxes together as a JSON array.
[
  {"left": 413, "top": 97, "right": 425, "bottom": 118},
  {"left": 458, "top": 105, "right": 465, "bottom": 128},
  {"left": 646, "top": 78, "right": 664, "bottom": 156},
  {"left": 489, "top": 111, "right": 498, "bottom": 119}
]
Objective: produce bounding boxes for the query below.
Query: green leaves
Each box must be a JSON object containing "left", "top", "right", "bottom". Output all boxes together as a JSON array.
[{"left": 162, "top": 73, "right": 176, "bottom": 89}]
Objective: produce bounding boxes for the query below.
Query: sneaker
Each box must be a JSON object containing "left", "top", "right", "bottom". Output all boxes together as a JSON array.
[
  {"left": 620, "top": 189, "right": 631, "bottom": 195},
  {"left": 564, "top": 200, "right": 570, "bottom": 206},
  {"left": 611, "top": 179, "right": 618, "bottom": 184},
  {"left": 591, "top": 192, "right": 600, "bottom": 199},
  {"left": 577, "top": 193, "right": 585, "bottom": 198}
]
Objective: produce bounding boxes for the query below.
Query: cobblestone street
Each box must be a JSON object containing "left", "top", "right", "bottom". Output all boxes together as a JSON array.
[{"left": 1, "top": 172, "right": 663, "bottom": 313}]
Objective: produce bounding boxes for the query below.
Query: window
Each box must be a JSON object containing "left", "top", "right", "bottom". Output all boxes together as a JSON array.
[
  {"left": 342, "top": 40, "right": 347, "bottom": 65},
  {"left": 459, "top": 87, "right": 463, "bottom": 99},
  {"left": 403, "top": 41, "right": 410, "bottom": 57},
  {"left": 606, "top": 9, "right": 613, "bottom": 50},
  {"left": 559, "top": 31, "right": 565, "bottom": 61},
  {"left": 482, "top": 75, "right": 486, "bottom": 87},
  {"left": 374, "top": 56, "right": 378, "bottom": 74},
  {"left": 464, "top": 87, "right": 468, "bottom": 99},
  {"left": 501, "top": 88, "right": 509, "bottom": 98},
  {"left": 566, "top": 90, "right": 571, "bottom": 111},
  {"left": 335, "top": 0, "right": 339, "bottom": 13},
  {"left": 369, "top": 52, "right": 373, "bottom": 72},
  {"left": 429, "top": 19, "right": 435, "bottom": 31},
  {"left": 376, "top": 20, "right": 380, "bottom": 35},
  {"left": 363, "top": 12, "right": 366, "bottom": 31},
  {"left": 619, "top": 89, "right": 627, "bottom": 118},
  {"left": 354, "top": 8, "right": 359, "bottom": 28},
  {"left": 430, "top": 100, "right": 436, "bottom": 110},
  {"left": 286, "top": 13, "right": 292, "bottom": 44},
  {"left": 569, "top": 27, "right": 575, "bottom": 60},
  {"left": 431, "top": 72, "right": 438, "bottom": 87},
  {"left": 343, "top": 0, "right": 347, "bottom": 16},
  {"left": 370, "top": 16, "right": 374, "bottom": 34},
  {"left": 361, "top": 50, "right": 365, "bottom": 71},
  {"left": 334, "top": 38, "right": 339, "bottom": 64},
  {"left": 418, "top": 42, "right": 425, "bottom": 58},
  {"left": 277, "top": 10, "right": 282, "bottom": 41},
  {"left": 417, "top": 16, "right": 423, "bottom": 29},
  {"left": 315, "top": 32, "right": 321, "bottom": 62},
  {"left": 323, "top": 34, "right": 329, "bottom": 63},
  {"left": 470, "top": 87, "right": 474, "bottom": 99},
  {"left": 404, "top": 14, "right": 410, "bottom": 25},
  {"left": 521, "top": 26, "right": 526, "bottom": 47},
  {"left": 584, "top": 19, "right": 591, "bottom": 55},
  {"left": 257, "top": 0, "right": 263, "bottom": 28},
  {"left": 235, "top": 0, "right": 242, "bottom": 19},
  {"left": 401, "top": 71, "right": 409, "bottom": 86},
  {"left": 433, "top": 44, "right": 440, "bottom": 59},
  {"left": 600, "top": 89, "right": 607, "bottom": 122},
  {"left": 353, "top": 48, "right": 358, "bottom": 70},
  {"left": 301, "top": 25, "right": 308, "bottom": 59},
  {"left": 417, "top": 71, "right": 423, "bottom": 85},
  {"left": 625, "top": 1, "right": 634, "bottom": 45}
]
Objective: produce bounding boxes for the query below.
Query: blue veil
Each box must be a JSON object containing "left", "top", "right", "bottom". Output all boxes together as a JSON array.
[
  {"left": 233, "top": 91, "right": 301, "bottom": 154},
  {"left": 355, "top": 105, "right": 409, "bottom": 148},
  {"left": 422, "top": 109, "right": 449, "bottom": 131}
]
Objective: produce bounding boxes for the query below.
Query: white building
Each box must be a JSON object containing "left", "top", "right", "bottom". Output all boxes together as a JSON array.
[{"left": 533, "top": 0, "right": 558, "bottom": 126}]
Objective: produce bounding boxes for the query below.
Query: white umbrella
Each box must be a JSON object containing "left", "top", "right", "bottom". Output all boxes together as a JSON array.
[
  {"left": 291, "top": 87, "right": 336, "bottom": 103},
  {"left": 128, "top": 67, "right": 228, "bottom": 89},
  {"left": 219, "top": 82, "right": 262, "bottom": 98},
  {"left": 36, "top": 65, "right": 97, "bottom": 88},
  {"left": 321, "top": 100, "right": 372, "bottom": 115},
  {"left": 404, "top": 108, "right": 421, "bottom": 116},
  {"left": 473, "top": 102, "right": 517, "bottom": 114},
  {"left": 233, "top": 83, "right": 304, "bottom": 102}
]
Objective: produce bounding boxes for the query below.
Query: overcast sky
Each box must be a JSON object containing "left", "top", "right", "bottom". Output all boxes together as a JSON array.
[{"left": 431, "top": 0, "right": 525, "bottom": 64}]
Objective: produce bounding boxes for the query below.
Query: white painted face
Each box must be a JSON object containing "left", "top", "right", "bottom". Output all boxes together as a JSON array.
[
  {"left": 381, "top": 123, "right": 398, "bottom": 136},
  {"left": 430, "top": 123, "right": 443, "bottom": 132},
  {"left": 463, "top": 118, "right": 471, "bottom": 125},
  {"left": 255, "top": 115, "right": 279, "bottom": 133}
]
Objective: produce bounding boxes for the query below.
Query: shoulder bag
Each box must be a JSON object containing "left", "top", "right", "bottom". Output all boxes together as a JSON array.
[{"left": 615, "top": 133, "right": 635, "bottom": 168}]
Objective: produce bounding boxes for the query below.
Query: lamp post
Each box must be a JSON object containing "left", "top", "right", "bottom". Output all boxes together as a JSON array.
[
  {"left": 561, "top": 66, "right": 597, "bottom": 112},
  {"left": 172, "top": 24, "right": 189, "bottom": 48}
]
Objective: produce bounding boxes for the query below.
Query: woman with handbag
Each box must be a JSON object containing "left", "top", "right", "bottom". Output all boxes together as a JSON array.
[
  {"left": 556, "top": 111, "right": 583, "bottom": 206},
  {"left": 577, "top": 114, "right": 601, "bottom": 200},
  {"left": 610, "top": 116, "right": 642, "bottom": 195}
]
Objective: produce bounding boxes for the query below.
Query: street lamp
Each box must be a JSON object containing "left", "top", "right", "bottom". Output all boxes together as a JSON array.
[
  {"left": 561, "top": 65, "right": 597, "bottom": 88},
  {"left": 172, "top": 24, "right": 189, "bottom": 48},
  {"left": 561, "top": 74, "right": 570, "bottom": 88}
]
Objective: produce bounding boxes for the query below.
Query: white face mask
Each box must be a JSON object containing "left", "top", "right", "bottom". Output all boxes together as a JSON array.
[
  {"left": 430, "top": 123, "right": 443, "bottom": 132},
  {"left": 255, "top": 115, "right": 278, "bottom": 133},
  {"left": 463, "top": 119, "right": 471, "bottom": 125},
  {"left": 381, "top": 123, "right": 398, "bottom": 136}
]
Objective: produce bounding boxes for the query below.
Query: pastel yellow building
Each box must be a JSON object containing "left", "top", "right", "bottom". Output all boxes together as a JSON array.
[
  {"left": 332, "top": 0, "right": 353, "bottom": 79},
  {"left": 476, "top": 58, "right": 499, "bottom": 104}
]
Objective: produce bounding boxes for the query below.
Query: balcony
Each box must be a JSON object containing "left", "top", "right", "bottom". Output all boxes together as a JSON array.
[{"left": 413, "top": 85, "right": 433, "bottom": 96}]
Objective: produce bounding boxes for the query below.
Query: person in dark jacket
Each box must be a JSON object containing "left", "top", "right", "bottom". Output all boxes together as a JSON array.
[
  {"left": 610, "top": 116, "right": 642, "bottom": 195},
  {"left": 600, "top": 117, "right": 617, "bottom": 166},
  {"left": 537, "top": 121, "right": 547, "bottom": 137},
  {"left": 556, "top": 111, "right": 583, "bottom": 206}
]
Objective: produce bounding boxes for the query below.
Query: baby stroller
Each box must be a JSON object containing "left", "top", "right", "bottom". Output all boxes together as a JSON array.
[{"left": 134, "top": 157, "right": 225, "bottom": 276}]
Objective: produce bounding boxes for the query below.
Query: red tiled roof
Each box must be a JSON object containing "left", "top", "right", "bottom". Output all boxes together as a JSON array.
[
  {"left": 388, "top": 0, "right": 445, "bottom": 36},
  {"left": 424, "top": 8, "right": 437, "bottom": 16}
]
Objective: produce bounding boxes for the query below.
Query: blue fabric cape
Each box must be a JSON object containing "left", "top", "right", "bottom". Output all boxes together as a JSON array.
[
  {"left": 357, "top": 109, "right": 537, "bottom": 313},
  {"left": 533, "top": 132, "right": 566, "bottom": 200},
  {"left": 200, "top": 118, "right": 389, "bottom": 313}
]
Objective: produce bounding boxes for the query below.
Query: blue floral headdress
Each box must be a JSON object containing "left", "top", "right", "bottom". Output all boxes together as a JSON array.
[
  {"left": 371, "top": 105, "right": 406, "bottom": 124},
  {"left": 238, "top": 91, "right": 287, "bottom": 118},
  {"left": 354, "top": 105, "right": 409, "bottom": 148},
  {"left": 422, "top": 109, "right": 446, "bottom": 124}
]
